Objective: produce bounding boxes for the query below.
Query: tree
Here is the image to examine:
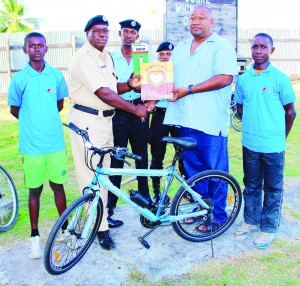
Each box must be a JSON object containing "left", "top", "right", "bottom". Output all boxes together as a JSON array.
[{"left": 0, "top": 0, "right": 41, "bottom": 33}]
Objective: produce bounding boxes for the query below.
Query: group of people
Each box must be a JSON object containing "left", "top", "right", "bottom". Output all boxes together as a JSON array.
[{"left": 7, "top": 5, "right": 296, "bottom": 259}]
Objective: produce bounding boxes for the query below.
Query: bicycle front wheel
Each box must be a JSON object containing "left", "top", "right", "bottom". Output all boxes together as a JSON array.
[
  {"left": 171, "top": 170, "right": 242, "bottom": 242},
  {"left": 230, "top": 109, "right": 242, "bottom": 131},
  {"left": 44, "top": 193, "right": 103, "bottom": 275},
  {"left": 0, "top": 165, "right": 18, "bottom": 232}
]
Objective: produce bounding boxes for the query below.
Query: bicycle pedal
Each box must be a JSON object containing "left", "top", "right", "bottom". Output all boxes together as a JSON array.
[{"left": 138, "top": 237, "right": 150, "bottom": 249}]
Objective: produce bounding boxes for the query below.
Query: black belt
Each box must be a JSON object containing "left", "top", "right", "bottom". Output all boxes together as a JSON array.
[
  {"left": 126, "top": 98, "right": 143, "bottom": 105},
  {"left": 73, "top": 104, "right": 115, "bottom": 117},
  {"left": 154, "top": 107, "right": 166, "bottom": 113}
]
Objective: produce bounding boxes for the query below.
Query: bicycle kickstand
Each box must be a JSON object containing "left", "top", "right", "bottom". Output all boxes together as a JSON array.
[{"left": 138, "top": 223, "right": 161, "bottom": 249}]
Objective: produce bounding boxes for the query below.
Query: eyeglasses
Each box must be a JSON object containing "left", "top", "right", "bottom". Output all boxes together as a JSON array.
[{"left": 90, "top": 28, "right": 110, "bottom": 35}]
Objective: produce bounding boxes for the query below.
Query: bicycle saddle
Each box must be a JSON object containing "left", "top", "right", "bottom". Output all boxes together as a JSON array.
[{"left": 162, "top": 136, "right": 197, "bottom": 150}]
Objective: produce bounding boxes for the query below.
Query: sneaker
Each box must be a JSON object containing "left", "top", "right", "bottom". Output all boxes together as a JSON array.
[
  {"left": 97, "top": 230, "right": 115, "bottom": 250},
  {"left": 254, "top": 232, "right": 277, "bottom": 249},
  {"left": 55, "top": 230, "right": 70, "bottom": 242},
  {"left": 29, "top": 236, "right": 43, "bottom": 259},
  {"left": 234, "top": 223, "right": 260, "bottom": 236}
]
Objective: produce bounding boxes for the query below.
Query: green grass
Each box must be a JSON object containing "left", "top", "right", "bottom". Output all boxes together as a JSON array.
[{"left": 0, "top": 84, "right": 299, "bottom": 239}]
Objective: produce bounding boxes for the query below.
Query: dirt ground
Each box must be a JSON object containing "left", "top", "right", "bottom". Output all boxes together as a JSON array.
[{"left": 0, "top": 177, "right": 299, "bottom": 286}]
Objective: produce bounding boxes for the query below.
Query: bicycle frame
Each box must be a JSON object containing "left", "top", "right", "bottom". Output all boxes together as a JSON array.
[{"left": 83, "top": 164, "right": 210, "bottom": 226}]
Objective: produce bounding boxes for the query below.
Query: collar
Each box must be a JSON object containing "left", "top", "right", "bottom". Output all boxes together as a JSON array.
[{"left": 25, "top": 61, "right": 50, "bottom": 77}]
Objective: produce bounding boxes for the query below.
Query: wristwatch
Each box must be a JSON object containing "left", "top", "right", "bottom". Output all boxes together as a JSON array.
[
  {"left": 188, "top": 84, "right": 194, "bottom": 94},
  {"left": 127, "top": 79, "right": 133, "bottom": 90}
]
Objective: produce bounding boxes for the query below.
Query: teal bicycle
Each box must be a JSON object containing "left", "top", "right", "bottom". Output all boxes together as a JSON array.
[{"left": 44, "top": 122, "right": 242, "bottom": 275}]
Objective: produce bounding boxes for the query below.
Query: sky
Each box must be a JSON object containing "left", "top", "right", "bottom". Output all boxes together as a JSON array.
[{"left": 22, "top": 0, "right": 299, "bottom": 31}]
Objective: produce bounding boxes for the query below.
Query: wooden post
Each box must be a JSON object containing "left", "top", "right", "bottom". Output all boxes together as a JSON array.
[{"left": 5, "top": 38, "right": 12, "bottom": 80}]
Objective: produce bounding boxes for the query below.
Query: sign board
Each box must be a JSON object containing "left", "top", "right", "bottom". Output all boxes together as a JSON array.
[{"left": 165, "top": 0, "right": 238, "bottom": 50}]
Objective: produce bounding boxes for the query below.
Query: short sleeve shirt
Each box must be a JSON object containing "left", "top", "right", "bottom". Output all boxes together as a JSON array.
[
  {"left": 111, "top": 50, "right": 140, "bottom": 101},
  {"left": 164, "top": 33, "right": 238, "bottom": 136},
  {"left": 8, "top": 62, "right": 68, "bottom": 155},
  {"left": 67, "top": 41, "right": 117, "bottom": 111},
  {"left": 234, "top": 64, "right": 296, "bottom": 152}
]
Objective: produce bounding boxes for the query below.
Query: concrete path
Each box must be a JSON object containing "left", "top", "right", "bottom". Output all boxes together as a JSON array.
[{"left": 0, "top": 178, "right": 299, "bottom": 286}]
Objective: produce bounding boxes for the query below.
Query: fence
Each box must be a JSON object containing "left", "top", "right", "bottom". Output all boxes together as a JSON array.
[{"left": 1, "top": 28, "right": 299, "bottom": 94}]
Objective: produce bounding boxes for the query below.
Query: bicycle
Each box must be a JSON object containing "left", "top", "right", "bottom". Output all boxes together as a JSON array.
[
  {"left": 230, "top": 100, "right": 242, "bottom": 131},
  {"left": 44, "top": 122, "right": 242, "bottom": 275},
  {"left": 0, "top": 165, "right": 19, "bottom": 232}
]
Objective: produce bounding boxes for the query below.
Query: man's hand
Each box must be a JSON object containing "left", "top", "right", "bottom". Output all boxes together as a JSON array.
[
  {"left": 168, "top": 87, "right": 189, "bottom": 102},
  {"left": 144, "top": 100, "right": 158, "bottom": 112},
  {"left": 134, "top": 104, "right": 149, "bottom": 119},
  {"left": 129, "top": 74, "right": 141, "bottom": 88}
]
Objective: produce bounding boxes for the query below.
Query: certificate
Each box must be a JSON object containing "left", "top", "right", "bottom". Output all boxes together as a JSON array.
[{"left": 140, "top": 62, "right": 174, "bottom": 100}]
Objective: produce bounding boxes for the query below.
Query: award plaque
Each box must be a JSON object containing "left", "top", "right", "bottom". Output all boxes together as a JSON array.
[{"left": 140, "top": 61, "right": 174, "bottom": 100}]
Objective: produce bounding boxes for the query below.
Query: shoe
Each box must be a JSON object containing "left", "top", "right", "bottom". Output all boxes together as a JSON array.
[
  {"left": 254, "top": 232, "right": 277, "bottom": 249},
  {"left": 107, "top": 217, "right": 124, "bottom": 228},
  {"left": 234, "top": 223, "right": 260, "bottom": 236},
  {"left": 97, "top": 230, "right": 115, "bottom": 250},
  {"left": 66, "top": 235, "right": 86, "bottom": 250},
  {"left": 55, "top": 229, "right": 70, "bottom": 242},
  {"left": 29, "top": 236, "right": 43, "bottom": 259},
  {"left": 195, "top": 220, "right": 221, "bottom": 233}
]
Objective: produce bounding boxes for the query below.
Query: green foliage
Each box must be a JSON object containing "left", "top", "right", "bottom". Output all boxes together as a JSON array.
[{"left": 0, "top": 0, "right": 42, "bottom": 33}]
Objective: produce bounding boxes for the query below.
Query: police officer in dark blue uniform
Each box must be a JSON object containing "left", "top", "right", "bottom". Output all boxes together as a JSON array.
[{"left": 149, "top": 41, "right": 186, "bottom": 203}]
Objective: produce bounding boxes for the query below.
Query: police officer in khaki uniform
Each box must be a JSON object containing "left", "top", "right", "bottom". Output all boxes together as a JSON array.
[{"left": 67, "top": 15, "right": 149, "bottom": 250}]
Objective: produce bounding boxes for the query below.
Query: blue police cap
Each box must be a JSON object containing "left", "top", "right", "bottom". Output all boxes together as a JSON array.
[
  {"left": 119, "top": 19, "right": 141, "bottom": 32},
  {"left": 84, "top": 15, "right": 109, "bottom": 32},
  {"left": 156, "top": 42, "right": 174, "bottom": 53}
]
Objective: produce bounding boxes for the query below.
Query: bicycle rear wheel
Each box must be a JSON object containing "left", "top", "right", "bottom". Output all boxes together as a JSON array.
[
  {"left": 171, "top": 170, "right": 242, "bottom": 242},
  {"left": 0, "top": 165, "right": 18, "bottom": 232},
  {"left": 44, "top": 193, "right": 103, "bottom": 275},
  {"left": 230, "top": 109, "right": 242, "bottom": 131}
]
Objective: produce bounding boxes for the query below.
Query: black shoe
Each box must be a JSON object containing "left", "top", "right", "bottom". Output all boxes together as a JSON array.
[
  {"left": 107, "top": 217, "right": 124, "bottom": 228},
  {"left": 97, "top": 230, "right": 115, "bottom": 250}
]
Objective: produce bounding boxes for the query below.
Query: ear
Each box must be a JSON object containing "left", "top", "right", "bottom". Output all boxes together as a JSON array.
[
  {"left": 135, "top": 34, "right": 140, "bottom": 42},
  {"left": 210, "top": 17, "right": 215, "bottom": 26},
  {"left": 23, "top": 46, "right": 28, "bottom": 54},
  {"left": 270, "top": 47, "right": 275, "bottom": 55},
  {"left": 45, "top": 45, "right": 48, "bottom": 53},
  {"left": 118, "top": 30, "right": 121, "bottom": 37}
]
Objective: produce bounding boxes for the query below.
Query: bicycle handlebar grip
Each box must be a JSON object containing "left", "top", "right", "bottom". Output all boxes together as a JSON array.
[
  {"left": 67, "top": 122, "right": 82, "bottom": 134},
  {"left": 126, "top": 152, "right": 142, "bottom": 161}
]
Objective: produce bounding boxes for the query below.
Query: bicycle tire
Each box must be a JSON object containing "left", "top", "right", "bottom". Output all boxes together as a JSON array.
[
  {"left": 170, "top": 170, "right": 242, "bottom": 242},
  {"left": 44, "top": 193, "right": 103, "bottom": 275},
  {"left": 0, "top": 165, "right": 19, "bottom": 232},
  {"left": 230, "top": 109, "right": 242, "bottom": 131}
]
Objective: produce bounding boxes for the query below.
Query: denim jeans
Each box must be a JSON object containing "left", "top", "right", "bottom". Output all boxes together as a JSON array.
[
  {"left": 242, "top": 146, "right": 284, "bottom": 233},
  {"left": 181, "top": 127, "right": 229, "bottom": 224}
]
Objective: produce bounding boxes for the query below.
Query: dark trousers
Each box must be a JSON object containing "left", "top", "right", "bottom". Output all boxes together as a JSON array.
[
  {"left": 181, "top": 127, "right": 229, "bottom": 225},
  {"left": 149, "top": 109, "right": 186, "bottom": 191},
  {"left": 242, "top": 146, "right": 284, "bottom": 233},
  {"left": 107, "top": 108, "right": 150, "bottom": 214}
]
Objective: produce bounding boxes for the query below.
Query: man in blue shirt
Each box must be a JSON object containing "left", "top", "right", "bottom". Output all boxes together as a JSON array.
[
  {"left": 8, "top": 32, "right": 68, "bottom": 259},
  {"left": 164, "top": 5, "right": 238, "bottom": 231},
  {"left": 234, "top": 33, "right": 296, "bottom": 249},
  {"left": 107, "top": 19, "right": 155, "bottom": 227}
]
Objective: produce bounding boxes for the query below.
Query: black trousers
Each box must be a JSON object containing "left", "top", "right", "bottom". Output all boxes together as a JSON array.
[
  {"left": 107, "top": 107, "right": 150, "bottom": 212},
  {"left": 149, "top": 108, "right": 186, "bottom": 179}
]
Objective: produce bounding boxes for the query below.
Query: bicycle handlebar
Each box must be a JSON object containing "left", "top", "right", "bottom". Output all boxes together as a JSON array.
[{"left": 64, "top": 122, "right": 142, "bottom": 163}]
